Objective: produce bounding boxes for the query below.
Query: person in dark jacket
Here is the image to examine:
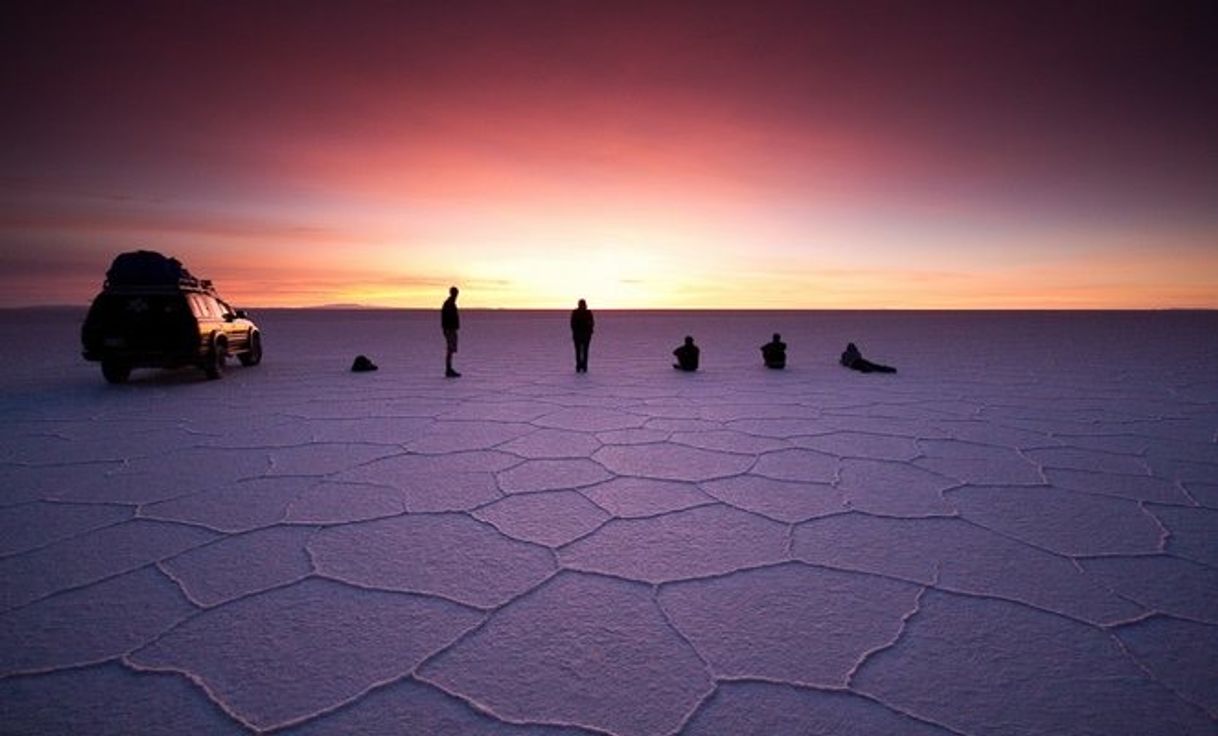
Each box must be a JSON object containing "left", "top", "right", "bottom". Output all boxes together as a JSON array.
[
  {"left": 840, "top": 342, "right": 896, "bottom": 373},
  {"left": 760, "top": 333, "right": 787, "bottom": 369},
  {"left": 673, "top": 335, "right": 700, "bottom": 372},
  {"left": 441, "top": 286, "right": 461, "bottom": 377},
  {"left": 570, "top": 299, "right": 595, "bottom": 372}
]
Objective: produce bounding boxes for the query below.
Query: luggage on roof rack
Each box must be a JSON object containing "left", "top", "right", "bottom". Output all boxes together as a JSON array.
[{"left": 103, "top": 250, "right": 212, "bottom": 292}]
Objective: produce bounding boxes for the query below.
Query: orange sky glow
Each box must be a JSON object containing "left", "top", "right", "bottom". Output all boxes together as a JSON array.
[{"left": 3, "top": 1, "right": 1216, "bottom": 309}]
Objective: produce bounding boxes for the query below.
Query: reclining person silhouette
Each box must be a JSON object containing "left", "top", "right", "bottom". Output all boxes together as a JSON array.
[
  {"left": 673, "top": 336, "right": 700, "bottom": 372},
  {"left": 840, "top": 342, "right": 896, "bottom": 374},
  {"left": 760, "top": 333, "right": 787, "bottom": 369}
]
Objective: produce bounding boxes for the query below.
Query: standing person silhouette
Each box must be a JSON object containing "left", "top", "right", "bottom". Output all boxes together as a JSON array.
[
  {"left": 673, "top": 335, "right": 700, "bottom": 371},
  {"left": 441, "top": 286, "right": 461, "bottom": 378},
  {"left": 570, "top": 298, "right": 594, "bottom": 373}
]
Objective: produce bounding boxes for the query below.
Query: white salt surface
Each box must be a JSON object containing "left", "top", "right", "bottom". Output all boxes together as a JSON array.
[{"left": 1, "top": 308, "right": 1217, "bottom": 735}]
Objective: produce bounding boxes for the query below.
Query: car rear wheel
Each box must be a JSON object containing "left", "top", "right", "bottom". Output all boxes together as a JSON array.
[
  {"left": 239, "top": 332, "right": 262, "bottom": 366},
  {"left": 204, "top": 337, "right": 226, "bottom": 380},
  {"left": 101, "top": 359, "right": 130, "bottom": 384}
]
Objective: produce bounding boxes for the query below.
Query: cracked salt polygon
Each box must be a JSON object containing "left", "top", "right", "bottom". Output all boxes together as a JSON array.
[
  {"left": 816, "top": 415, "right": 952, "bottom": 440},
  {"left": 792, "top": 514, "right": 1143, "bottom": 625},
  {"left": 699, "top": 474, "right": 843, "bottom": 522},
  {"left": 534, "top": 406, "right": 647, "bottom": 432},
  {"left": 284, "top": 676, "right": 594, "bottom": 735},
  {"left": 595, "top": 427, "right": 671, "bottom": 445},
  {"left": 0, "top": 663, "right": 245, "bottom": 735},
  {"left": 310, "top": 513, "right": 555, "bottom": 607},
  {"left": 669, "top": 429, "right": 789, "bottom": 454},
  {"left": 283, "top": 480, "right": 406, "bottom": 523},
  {"left": 947, "top": 485, "right": 1162, "bottom": 556},
  {"left": 1045, "top": 467, "right": 1191, "bottom": 504},
  {"left": 294, "top": 415, "right": 433, "bottom": 445},
  {"left": 263, "top": 442, "right": 400, "bottom": 477},
  {"left": 929, "top": 419, "right": 1057, "bottom": 449},
  {"left": 1150, "top": 505, "right": 1218, "bottom": 566},
  {"left": 114, "top": 446, "right": 273, "bottom": 489},
  {"left": 496, "top": 458, "right": 613, "bottom": 494},
  {"left": 473, "top": 491, "right": 608, "bottom": 547},
  {"left": 594, "top": 443, "right": 754, "bottom": 482},
  {"left": 837, "top": 458, "right": 954, "bottom": 516},
  {"left": 160, "top": 525, "right": 314, "bottom": 606},
  {"left": 335, "top": 454, "right": 512, "bottom": 511},
  {"left": 0, "top": 567, "right": 195, "bottom": 674},
  {"left": 141, "top": 477, "right": 307, "bottom": 533},
  {"left": 852, "top": 591, "right": 1216, "bottom": 736},
  {"left": 723, "top": 417, "right": 826, "bottom": 439},
  {"left": 914, "top": 453, "right": 1043, "bottom": 486},
  {"left": 419, "top": 573, "right": 711, "bottom": 736},
  {"left": 0, "top": 520, "right": 218, "bottom": 611},
  {"left": 498, "top": 428, "right": 602, "bottom": 458},
  {"left": 791, "top": 430, "right": 919, "bottom": 461},
  {"left": 439, "top": 400, "right": 555, "bottom": 422},
  {"left": 751, "top": 448, "right": 837, "bottom": 483},
  {"left": 129, "top": 578, "right": 481, "bottom": 731},
  {"left": 1185, "top": 481, "right": 1218, "bottom": 508},
  {"left": 0, "top": 500, "right": 132, "bottom": 556},
  {"left": 1025, "top": 446, "right": 1151, "bottom": 475},
  {"left": 645, "top": 417, "right": 724, "bottom": 432},
  {"left": 1078, "top": 555, "right": 1218, "bottom": 623},
  {"left": 41, "top": 466, "right": 216, "bottom": 506},
  {"left": 1051, "top": 431, "right": 1151, "bottom": 455},
  {"left": 659, "top": 563, "right": 920, "bottom": 685},
  {"left": 579, "top": 477, "right": 714, "bottom": 517},
  {"left": 1116, "top": 616, "right": 1218, "bottom": 717},
  {"left": 560, "top": 505, "right": 787, "bottom": 583},
  {"left": 1146, "top": 454, "right": 1218, "bottom": 485},
  {"left": 404, "top": 421, "right": 535, "bottom": 454},
  {"left": 682, "top": 681, "right": 956, "bottom": 736},
  {"left": 0, "top": 463, "right": 126, "bottom": 507}
]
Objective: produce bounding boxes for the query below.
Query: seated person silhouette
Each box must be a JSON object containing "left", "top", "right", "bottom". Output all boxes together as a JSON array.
[
  {"left": 840, "top": 342, "right": 896, "bottom": 373},
  {"left": 673, "top": 336, "right": 700, "bottom": 371},
  {"left": 760, "top": 333, "right": 787, "bottom": 369}
]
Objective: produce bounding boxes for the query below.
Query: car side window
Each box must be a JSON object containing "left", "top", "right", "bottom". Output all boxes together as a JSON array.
[
  {"left": 190, "top": 294, "right": 217, "bottom": 319},
  {"left": 187, "top": 295, "right": 205, "bottom": 318}
]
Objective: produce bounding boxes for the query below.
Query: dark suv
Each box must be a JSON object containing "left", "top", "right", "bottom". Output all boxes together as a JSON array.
[{"left": 81, "top": 251, "right": 262, "bottom": 383}]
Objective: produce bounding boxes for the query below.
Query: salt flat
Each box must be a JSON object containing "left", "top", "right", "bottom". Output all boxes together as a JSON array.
[{"left": 1, "top": 308, "right": 1216, "bottom": 735}]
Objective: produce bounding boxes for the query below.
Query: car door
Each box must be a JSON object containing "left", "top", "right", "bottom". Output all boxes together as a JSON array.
[{"left": 214, "top": 297, "right": 248, "bottom": 351}]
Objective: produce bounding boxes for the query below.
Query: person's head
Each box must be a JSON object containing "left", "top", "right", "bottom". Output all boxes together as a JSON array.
[
  {"left": 449, "top": 286, "right": 459, "bottom": 298},
  {"left": 773, "top": 333, "right": 781, "bottom": 342},
  {"left": 684, "top": 335, "right": 694, "bottom": 346},
  {"left": 578, "top": 298, "right": 587, "bottom": 309}
]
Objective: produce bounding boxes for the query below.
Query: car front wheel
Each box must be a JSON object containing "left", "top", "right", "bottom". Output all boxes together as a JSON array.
[{"left": 239, "top": 332, "right": 262, "bottom": 367}]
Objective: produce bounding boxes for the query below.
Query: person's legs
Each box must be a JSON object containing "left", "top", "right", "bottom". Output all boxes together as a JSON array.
[{"left": 445, "top": 330, "right": 461, "bottom": 377}]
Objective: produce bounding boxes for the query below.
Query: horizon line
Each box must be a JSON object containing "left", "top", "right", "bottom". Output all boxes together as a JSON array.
[{"left": 6, "top": 304, "right": 1215, "bottom": 313}]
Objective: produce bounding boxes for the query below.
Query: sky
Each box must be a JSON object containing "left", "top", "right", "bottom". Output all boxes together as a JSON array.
[{"left": 3, "top": 0, "right": 1216, "bottom": 308}]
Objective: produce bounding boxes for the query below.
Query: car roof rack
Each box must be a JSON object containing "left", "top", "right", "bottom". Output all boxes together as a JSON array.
[{"left": 101, "top": 250, "right": 221, "bottom": 296}]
